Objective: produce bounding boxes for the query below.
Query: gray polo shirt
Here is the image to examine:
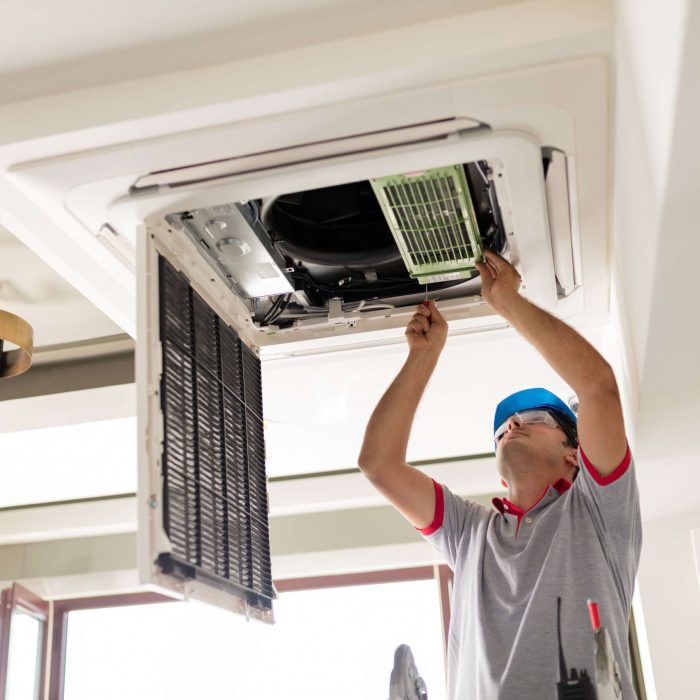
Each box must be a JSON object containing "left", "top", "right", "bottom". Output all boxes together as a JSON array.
[{"left": 420, "top": 446, "right": 641, "bottom": 699}]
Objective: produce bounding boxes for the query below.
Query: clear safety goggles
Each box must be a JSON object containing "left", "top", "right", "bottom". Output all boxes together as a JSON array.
[{"left": 494, "top": 409, "right": 562, "bottom": 444}]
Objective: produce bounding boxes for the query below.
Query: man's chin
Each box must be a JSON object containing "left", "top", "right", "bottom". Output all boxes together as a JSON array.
[{"left": 498, "top": 440, "right": 533, "bottom": 469}]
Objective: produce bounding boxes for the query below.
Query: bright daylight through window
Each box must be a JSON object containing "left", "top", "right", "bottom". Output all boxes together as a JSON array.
[
  {"left": 63, "top": 578, "right": 447, "bottom": 700},
  {"left": 0, "top": 417, "right": 136, "bottom": 507},
  {"left": 5, "top": 610, "right": 43, "bottom": 700}
]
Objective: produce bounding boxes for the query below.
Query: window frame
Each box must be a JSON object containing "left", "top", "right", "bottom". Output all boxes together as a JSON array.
[{"left": 0, "top": 583, "right": 51, "bottom": 700}]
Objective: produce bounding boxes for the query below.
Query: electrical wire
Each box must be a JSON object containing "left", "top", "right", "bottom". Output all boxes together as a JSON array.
[
  {"left": 261, "top": 295, "right": 285, "bottom": 326},
  {"left": 475, "top": 161, "right": 490, "bottom": 185},
  {"left": 268, "top": 294, "right": 291, "bottom": 325}
]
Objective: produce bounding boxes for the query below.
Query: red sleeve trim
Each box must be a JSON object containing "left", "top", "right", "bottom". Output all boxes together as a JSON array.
[
  {"left": 580, "top": 444, "right": 632, "bottom": 485},
  {"left": 417, "top": 479, "right": 444, "bottom": 535}
]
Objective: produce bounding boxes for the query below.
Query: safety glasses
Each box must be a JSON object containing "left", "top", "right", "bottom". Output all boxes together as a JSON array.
[{"left": 494, "top": 409, "right": 562, "bottom": 444}]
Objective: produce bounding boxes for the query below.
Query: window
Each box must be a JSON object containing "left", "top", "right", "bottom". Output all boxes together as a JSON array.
[{"left": 60, "top": 572, "right": 447, "bottom": 700}]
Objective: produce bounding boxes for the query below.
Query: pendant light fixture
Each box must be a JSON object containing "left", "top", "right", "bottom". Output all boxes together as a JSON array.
[{"left": 0, "top": 310, "right": 33, "bottom": 378}]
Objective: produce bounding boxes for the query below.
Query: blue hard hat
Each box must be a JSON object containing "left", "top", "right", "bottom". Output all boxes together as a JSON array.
[{"left": 494, "top": 388, "right": 577, "bottom": 438}]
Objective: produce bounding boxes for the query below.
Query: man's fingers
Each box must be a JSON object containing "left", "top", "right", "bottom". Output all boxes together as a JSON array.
[
  {"left": 407, "top": 317, "right": 429, "bottom": 335},
  {"left": 483, "top": 248, "right": 508, "bottom": 270},
  {"left": 407, "top": 302, "right": 446, "bottom": 335},
  {"left": 475, "top": 262, "right": 493, "bottom": 295},
  {"left": 414, "top": 303, "right": 431, "bottom": 317},
  {"left": 415, "top": 313, "right": 430, "bottom": 333},
  {"left": 484, "top": 248, "right": 521, "bottom": 280}
]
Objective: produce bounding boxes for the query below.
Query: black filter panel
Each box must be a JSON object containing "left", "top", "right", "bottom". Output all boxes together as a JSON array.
[{"left": 157, "top": 255, "right": 273, "bottom": 610}]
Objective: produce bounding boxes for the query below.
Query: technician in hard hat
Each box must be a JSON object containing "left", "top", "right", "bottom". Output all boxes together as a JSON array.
[{"left": 358, "top": 249, "right": 641, "bottom": 699}]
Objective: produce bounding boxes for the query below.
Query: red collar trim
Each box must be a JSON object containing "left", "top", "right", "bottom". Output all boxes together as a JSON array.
[
  {"left": 492, "top": 478, "right": 571, "bottom": 517},
  {"left": 552, "top": 478, "right": 572, "bottom": 495},
  {"left": 492, "top": 497, "right": 523, "bottom": 516}
]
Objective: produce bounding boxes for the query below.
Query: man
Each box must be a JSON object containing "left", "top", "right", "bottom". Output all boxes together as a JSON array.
[{"left": 358, "top": 249, "right": 641, "bottom": 698}]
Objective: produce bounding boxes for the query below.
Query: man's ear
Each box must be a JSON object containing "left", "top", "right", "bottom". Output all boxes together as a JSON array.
[{"left": 564, "top": 450, "right": 578, "bottom": 469}]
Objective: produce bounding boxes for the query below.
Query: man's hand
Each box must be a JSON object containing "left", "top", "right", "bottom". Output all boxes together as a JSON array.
[
  {"left": 475, "top": 249, "right": 522, "bottom": 314},
  {"left": 405, "top": 301, "right": 448, "bottom": 356}
]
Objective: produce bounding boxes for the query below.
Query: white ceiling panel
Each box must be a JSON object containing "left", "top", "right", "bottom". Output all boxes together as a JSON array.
[
  {"left": 0, "top": 0, "right": 529, "bottom": 102},
  {"left": 0, "top": 225, "right": 121, "bottom": 347}
]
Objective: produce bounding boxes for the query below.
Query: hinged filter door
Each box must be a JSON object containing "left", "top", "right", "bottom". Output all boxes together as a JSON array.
[{"left": 136, "top": 225, "right": 274, "bottom": 622}]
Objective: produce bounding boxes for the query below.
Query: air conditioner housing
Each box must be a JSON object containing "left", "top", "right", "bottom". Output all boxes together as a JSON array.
[{"left": 117, "top": 122, "right": 582, "bottom": 360}]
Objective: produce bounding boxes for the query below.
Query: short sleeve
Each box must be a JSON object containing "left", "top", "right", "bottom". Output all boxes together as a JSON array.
[
  {"left": 418, "top": 480, "right": 489, "bottom": 571},
  {"left": 574, "top": 444, "right": 642, "bottom": 604}
]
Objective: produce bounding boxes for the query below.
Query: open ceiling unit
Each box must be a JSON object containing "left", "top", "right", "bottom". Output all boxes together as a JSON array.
[
  {"left": 70, "top": 116, "right": 586, "bottom": 359},
  {"left": 1, "top": 58, "right": 609, "bottom": 616}
]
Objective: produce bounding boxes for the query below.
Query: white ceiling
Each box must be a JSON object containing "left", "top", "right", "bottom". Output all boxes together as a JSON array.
[
  {"left": 0, "top": 0, "right": 524, "bottom": 103},
  {"left": 0, "top": 224, "right": 121, "bottom": 347}
]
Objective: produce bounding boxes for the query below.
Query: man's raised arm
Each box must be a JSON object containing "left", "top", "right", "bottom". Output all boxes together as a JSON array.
[
  {"left": 358, "top": 301, "right": 448, "bottom": 529},
  {"left": 476, "top": 249, "right": 627, "bottom": 476}
]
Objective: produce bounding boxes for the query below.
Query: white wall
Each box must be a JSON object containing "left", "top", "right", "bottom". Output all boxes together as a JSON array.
[
  {"left": 636, "top": 511, "right": 700, "bottom": 699},
  {"left": 614, "top": 1, "right": 700, "bottom": 697}
]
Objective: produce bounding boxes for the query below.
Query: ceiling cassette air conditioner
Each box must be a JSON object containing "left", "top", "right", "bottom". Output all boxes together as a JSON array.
[{"left": 124, "top": 119, "right": 581, "bottom": 362}]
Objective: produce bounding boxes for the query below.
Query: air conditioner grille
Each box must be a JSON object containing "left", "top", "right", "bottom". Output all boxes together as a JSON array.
[
  {"left": 158, "top": 256, "right": 273, "bottom": 607},
  {"left": 370, "top": 165, "right": 484, "bottom": 283}
]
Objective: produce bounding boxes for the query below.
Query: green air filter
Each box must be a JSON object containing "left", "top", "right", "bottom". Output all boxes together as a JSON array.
[{"left": 370, "top": 165, "right": 485, "bottom": 284}]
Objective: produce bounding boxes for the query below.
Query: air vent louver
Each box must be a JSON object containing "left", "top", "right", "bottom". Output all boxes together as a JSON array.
[
  {"left": 158, "top": 256, "right": 273, "bottom": 611},
  {"left": 370, "top": 165, "right": 485, "bottom": 284}
]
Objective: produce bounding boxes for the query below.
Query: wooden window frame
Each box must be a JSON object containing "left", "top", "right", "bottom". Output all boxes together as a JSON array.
[{"left": 0, "top": 583, "right": 51, "bottom": 700}]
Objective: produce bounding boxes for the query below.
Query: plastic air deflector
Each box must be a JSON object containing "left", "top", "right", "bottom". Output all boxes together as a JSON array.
[{"left": 158, "top": 256, "right": 272, "bottom": 611}]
